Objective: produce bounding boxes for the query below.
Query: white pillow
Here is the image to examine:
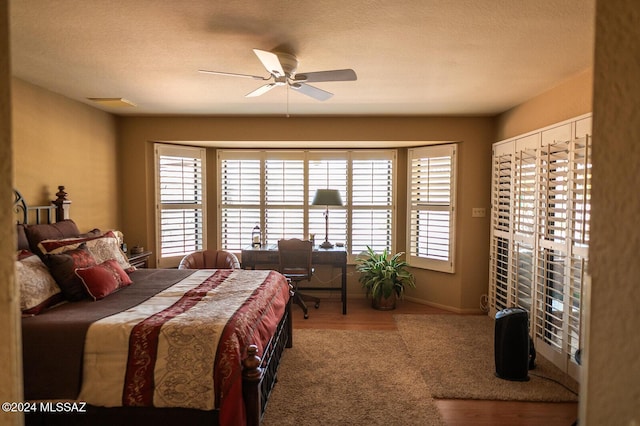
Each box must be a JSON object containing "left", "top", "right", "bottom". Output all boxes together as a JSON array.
[{"left": 16, "top": 252, "right": 62, "bottom": 314}]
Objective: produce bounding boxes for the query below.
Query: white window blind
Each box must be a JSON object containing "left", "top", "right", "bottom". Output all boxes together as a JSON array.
[
  {"left": 155, "top": 144, "right": 206, "bottom": 268},
  {"left": 218, "top": 150, "right": 394, "bottom": 258},
  {"left": 407, "top": 144, "right": 457, "bottom": 272}
]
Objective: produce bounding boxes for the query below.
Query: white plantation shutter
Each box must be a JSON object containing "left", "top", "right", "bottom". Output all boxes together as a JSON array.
[
  {"left": 570, "top": 136, "right": 591, "bottom": 248},
  {"left": 534, "top": 140, "right": 570, "bottom": 365},
  {"left": 514, "top": 148, "right": 537, "bottom": 238},
  {"left": 488, "top": 119, "right": 592, "bottom": 380},
  {"left": 489, "top": 145, "right": 513, "bottom": 312},
  {"left": 308, "top": 158, "right": 348, "bottom": 249},
  {"left": 533, "top": 137, "right": 591, "bottom": 373},
  {"left": 511, "top": 241, "right": 535, "bottom": 312},
  {"left": 219, "top": 155, "right": 261, "bottom": 250},
  {"left": 155, "top": 144, "right": 206, "bottom": 268},
  {"left": 350, "top": 154, "right": 394, "bottom": 254},
  {"left": 217, "top": 150, "right": 394, "bottom": 256},
  {"left": 265, "top": 158, "right": 305, "bottom": 243},
  {"left": 407, "top": 144, "right": 457, "bottom": 272},
  {"left": 565, "top": 136, "right": 591, "bottom": 368},
  {"left": 490, "top": 236, "right": 510, "bottom": 310}
]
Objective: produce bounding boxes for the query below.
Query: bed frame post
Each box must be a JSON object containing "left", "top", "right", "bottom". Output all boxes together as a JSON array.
[
  {"left": 51, "top": 185, "right": 71, "bottom": 221},
  {"left": 242, "top": 345, "right": 262, "bottom": 426}
]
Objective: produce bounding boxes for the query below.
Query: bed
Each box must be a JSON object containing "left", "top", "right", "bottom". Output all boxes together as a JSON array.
[{"left": 14, "top": 187, "right": 292, "bottom": 426}]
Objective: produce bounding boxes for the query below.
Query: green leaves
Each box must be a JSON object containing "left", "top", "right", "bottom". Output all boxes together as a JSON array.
[{"left": 355, "top": 246, "right": 416, "bottom": 300}]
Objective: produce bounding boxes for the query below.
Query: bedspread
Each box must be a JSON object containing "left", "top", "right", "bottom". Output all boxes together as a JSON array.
[{"left": 77, "top": 269, "right": 289, "bottom": 425}]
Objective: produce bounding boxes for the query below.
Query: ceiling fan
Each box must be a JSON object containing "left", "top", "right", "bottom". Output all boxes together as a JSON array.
[{"left": 199, "top": 49, "right": 357, "bottom": 101}]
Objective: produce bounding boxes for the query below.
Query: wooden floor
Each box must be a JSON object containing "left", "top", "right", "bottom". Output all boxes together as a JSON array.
[{"left": 291, "top": 297, "right": 578, "bottom": 426}]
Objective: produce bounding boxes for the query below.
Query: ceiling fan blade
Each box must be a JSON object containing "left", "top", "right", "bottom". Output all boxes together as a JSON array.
[
  {"left": 290, "top": 83, "right": 333, "bottom": 101},
  {"left": 198, "top": 69, "right": 268, "bottom": 80},
  {"left": 253, "top": 49, "right": 285, "bottom": 76},
  {"left": 293, "top": 69, "right": 357, "bottom": 83},
  {"left": 246, "top": 83, "right": 278, "bottom": 98}
]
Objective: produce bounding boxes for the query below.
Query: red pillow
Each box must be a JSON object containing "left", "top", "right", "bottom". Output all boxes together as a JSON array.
[{"left": 75, "top": 259, "right": 133, "bottom": 300}]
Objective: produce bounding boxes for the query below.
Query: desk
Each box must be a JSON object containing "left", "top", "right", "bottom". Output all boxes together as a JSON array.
[{"left": 241, "top": 245, "right": 347, "bottom": 314}]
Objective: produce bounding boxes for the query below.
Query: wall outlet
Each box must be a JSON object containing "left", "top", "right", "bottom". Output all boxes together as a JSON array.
[{"left": 472, "top": 207, "right": 486, "bottom": 218}]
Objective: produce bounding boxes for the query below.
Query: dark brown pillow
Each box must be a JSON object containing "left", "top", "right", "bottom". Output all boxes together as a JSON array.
[
  {"left": 24, "top": 220, "right": 81, "bottom": 255},
  {"left": 46, "top": 243, "right": 97, "bottom": 301},
  {"left": 16, "top": 224, "right": 29, "bottom": 251}
]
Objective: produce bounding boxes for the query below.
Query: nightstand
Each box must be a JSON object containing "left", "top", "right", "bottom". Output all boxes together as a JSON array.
[{"left": 127, "top": 251, "right": 152, "bottom": 268}]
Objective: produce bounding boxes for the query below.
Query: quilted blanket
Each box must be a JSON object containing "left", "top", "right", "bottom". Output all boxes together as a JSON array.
[{"left": 78, "top": 269, "right": 289, "bottom": 425}]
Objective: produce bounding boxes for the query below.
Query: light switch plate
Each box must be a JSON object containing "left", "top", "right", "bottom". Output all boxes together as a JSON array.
[{"left": 472, "top": 207, "right": 486, "bottom": 218}]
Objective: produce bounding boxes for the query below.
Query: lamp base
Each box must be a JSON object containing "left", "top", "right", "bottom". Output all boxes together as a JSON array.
[{"left": 319, "top": 240, "right": 334, "bottom": 249}]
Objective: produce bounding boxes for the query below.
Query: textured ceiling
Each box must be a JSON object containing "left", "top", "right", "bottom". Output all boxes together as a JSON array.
[{"left": 9, "top": 0, "right": 595, "bottom": 117}]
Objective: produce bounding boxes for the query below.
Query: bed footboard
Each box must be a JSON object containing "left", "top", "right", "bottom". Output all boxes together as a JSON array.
[{"left": 242, "top": 297, "right": 292, "bottom": 425}]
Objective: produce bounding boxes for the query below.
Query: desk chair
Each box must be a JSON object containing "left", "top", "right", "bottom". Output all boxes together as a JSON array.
[
  {"left": 178, "top": 249, "right": 241, "bottom": 270},
  {"left": 278, "top": 238, "right": 320, "bottom": 319}
]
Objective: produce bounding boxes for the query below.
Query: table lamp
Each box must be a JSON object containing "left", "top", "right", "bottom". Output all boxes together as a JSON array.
[{"left": 312, "top": 189, "right": 343, "bottom": 249}]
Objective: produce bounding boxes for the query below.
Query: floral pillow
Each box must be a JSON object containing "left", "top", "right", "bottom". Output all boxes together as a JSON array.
[
  {"left": 46, "top": 244, "right": 98, "bottom": 301},
  {"left": 75, "top": 259, "right": 133, "bottom": 300},
  {"left": 38, "top": 230, "right": 135, "bottom": 273},
  {"left": 16, "top": 251, "right": 63, "bottom": 315}
]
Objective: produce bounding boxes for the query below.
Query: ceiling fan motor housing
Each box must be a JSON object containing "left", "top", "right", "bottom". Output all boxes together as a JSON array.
[{"left": 274, "top": 52, "right": 299, "bottom": 77}]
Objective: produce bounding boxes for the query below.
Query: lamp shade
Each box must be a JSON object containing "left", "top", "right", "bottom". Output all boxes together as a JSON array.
[{"left": 312, "top": 189, "right": 343, "bottom": 206}]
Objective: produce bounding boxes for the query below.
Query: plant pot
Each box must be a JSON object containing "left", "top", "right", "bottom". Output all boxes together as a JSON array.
[{"left": 372, "top": 294, "right": 396, "bottom": 310}]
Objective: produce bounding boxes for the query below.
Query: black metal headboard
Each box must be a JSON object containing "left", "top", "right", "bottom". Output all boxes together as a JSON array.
[{"left": 13, "top": 186, "right": 69, "bottom": 225}]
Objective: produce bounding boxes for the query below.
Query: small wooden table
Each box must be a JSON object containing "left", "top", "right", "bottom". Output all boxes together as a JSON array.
[
  {"left": 127, "top": 250, "right": 152, "bottom": 268},
  {"left": 241, "top": 245, "right": 348, "bottom": 314}
]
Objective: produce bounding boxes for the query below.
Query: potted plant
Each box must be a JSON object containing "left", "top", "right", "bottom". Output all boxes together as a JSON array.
[{"left": 355, "top": 246, "right": 415, "bottom": 310}]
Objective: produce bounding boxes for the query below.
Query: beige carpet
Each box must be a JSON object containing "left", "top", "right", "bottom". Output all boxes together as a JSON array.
[
  {"left": 394, "top": 314, "right": 579, "bottom": 402},
  {"left": 262, "top": 329, "right": 445, "bottom": 425}
]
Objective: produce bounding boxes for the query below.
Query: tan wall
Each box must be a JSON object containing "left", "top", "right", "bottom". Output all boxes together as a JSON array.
[
  {"left": 583, "top": 0, "right": 640, "bottom": 423},
  {"left": 1, "top": 1, "right": 23, "bottom": 424},
  {"left": 118, "top": 116, "right": 495, "bottom": 312},
  {"left": 496, "top": 68, "right": 593, "bottom": 141},
  {"left": 12, "top": 78, "right": 119, "bottom": 232}
]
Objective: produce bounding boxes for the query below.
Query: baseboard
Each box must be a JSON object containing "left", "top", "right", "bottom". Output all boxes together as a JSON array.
[
  {"left": 297, "top": 292, "right": 487, "bottom": 315},
  {"left": 403, "top": 296, "right": 487, "bottom": 315}
]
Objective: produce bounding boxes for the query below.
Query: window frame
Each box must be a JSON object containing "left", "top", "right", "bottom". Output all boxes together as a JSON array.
[{"left": 406, "top": 143, "right": 458, "bottom": 273}]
